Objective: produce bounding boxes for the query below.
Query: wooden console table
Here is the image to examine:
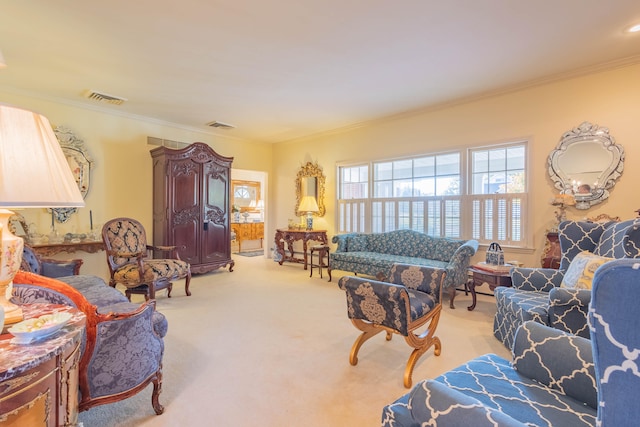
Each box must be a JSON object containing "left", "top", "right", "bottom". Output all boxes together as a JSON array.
[
  {"left": 467, "top": 267, "right": 512, "bottom": 311},
  {"left": 275, "top": 229, "right": 328, "bottom": 270},
  {"left": 0, "top": 304, "right": 86, "bottom": 426},
  {"left": 31, "top": 240, "right": 105, "bottom": 257}
]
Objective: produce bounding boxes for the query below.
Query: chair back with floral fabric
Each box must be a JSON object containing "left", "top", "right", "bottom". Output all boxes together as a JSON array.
[{"left": 102, "top": 217, "right": 191, "bottom": 300}]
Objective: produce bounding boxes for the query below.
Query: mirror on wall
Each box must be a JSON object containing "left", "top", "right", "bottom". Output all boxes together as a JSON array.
[
  {"left": 295, "top": 162, "right": 325, "bottom": 217},
  {"left": 52, "top": 126, "right": 93, "bottom": 223},
  {"left": 548, "top": 121, "right": 624, "bottom": 210},
  {"left": 232, "top": 180, "right": 261, "bottom": 212}
]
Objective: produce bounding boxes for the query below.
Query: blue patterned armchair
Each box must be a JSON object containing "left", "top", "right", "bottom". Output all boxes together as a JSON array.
[
  {"left": 338, "top": 263, "right": 445, "bottom": 388},
  {"left": 382, "top": 258, "right": 640, "bottom": 426},
  {"left": 589, "top": 258, "right": 640, "bottom": 426},
  {"left": 493, "top": 218, "right": 640, "bottom": 349},
  {"left": 12, "top": 270, "right": 168, "bottom": 415},
  {"left": 383, "top": 321, "right": 597, "bottom": 426}
]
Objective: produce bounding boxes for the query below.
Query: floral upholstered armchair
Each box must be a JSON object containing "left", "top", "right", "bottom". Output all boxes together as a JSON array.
[
  {"left": 102, "top": 217, "right": 191, "bottom": 301},
  {"left": 338, "top": 263, "right": 445, "bottom": 388},
  {"left": 493, "top": 218, "right": 640, "bottom": 349}
]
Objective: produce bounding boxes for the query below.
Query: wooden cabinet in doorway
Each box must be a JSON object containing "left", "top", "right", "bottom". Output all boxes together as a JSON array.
[
  {"left": 231, "top": 222, "right": 264, "bottom": 252},
  {"left": 151, "top": 142, "right": 234, "bottom": 274}
]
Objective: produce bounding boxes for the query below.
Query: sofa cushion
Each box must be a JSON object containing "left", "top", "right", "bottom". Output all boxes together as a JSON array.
[
  {"left": 58, "top": 275, "right": 129, "bottom": 307},
  {"left": 433, "top": 354, "right": 596, "bottom": 426},
  {"left": 331, "top": 251, "right": 448, "bottom": 270},
  {"left": 348, "top": 234, "right": 369, "bottom": 252},
  {"left": 560, "top": 251, "right": 612, "bottom": 290}
]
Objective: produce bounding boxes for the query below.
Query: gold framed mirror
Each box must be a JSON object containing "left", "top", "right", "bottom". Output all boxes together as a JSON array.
[
  {"left": 232, "top": 180, "right": 261, "bottom": 212},
  {"left": 295, "top": 162, "right": 326, "bottom": 217}
]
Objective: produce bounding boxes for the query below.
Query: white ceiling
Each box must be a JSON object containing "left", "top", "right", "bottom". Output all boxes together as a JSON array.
[{"left": 1, "top": 1, "right": 640, "bottom": 143}]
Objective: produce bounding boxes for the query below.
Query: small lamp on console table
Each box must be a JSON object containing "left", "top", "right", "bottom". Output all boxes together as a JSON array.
[
  {"left": 0, "top": 104, "right": 85, "bottom": 324},
  {"left": 298, "top": 196, "right": 319, "bottom": 231}
]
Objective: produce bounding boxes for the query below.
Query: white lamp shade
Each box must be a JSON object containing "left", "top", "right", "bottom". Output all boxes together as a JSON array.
[
  {"left": 298, "top": 196, "right": 319, "bottom": 213},
  {"left": 0, "top": 105, "right": 85, "bottom": 207}
]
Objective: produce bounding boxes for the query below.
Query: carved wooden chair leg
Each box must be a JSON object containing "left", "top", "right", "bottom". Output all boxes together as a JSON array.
[
  {"left": 449, "top": 286, "right": 456, "bottom": 309},
  {"left": 402, "top": 307, "right": 442, "bottom": 388},
  {"left": 349, "top": 319, "right": 386, "bottom": 366},
  {"left": 151, "top": 368, "right": 164, "bottom": 415},
  {"left": 184, "top": 271, "right": 192, "bottom": 296}
]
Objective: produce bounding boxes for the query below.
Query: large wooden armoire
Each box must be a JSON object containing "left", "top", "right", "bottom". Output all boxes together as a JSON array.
[{"left": 151, "top": 142, "right": 234, "bottom": 274}]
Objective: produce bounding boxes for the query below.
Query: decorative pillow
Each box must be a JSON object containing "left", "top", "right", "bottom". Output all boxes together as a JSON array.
[
  {"left": 560, "top": 251, "right": 613, "bottom": 289},
  {"left": 348, "top": 235, "right": 369, "bottom": 252}
]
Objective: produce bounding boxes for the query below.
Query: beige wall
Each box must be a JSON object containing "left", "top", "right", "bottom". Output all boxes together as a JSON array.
[
  {"left": 3, "top": 62, "right": 639, "bottom": 276},
  {"left": 0, "top": 91, "right": 272, "bottom": 277},
  {"left": 272, "top": 63, "right": 640, "bottom": 267}
]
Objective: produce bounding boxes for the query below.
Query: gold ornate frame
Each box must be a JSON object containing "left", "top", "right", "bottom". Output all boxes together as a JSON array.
[{"left": 295, "top": 162, "right": 326, "bottom": 217}]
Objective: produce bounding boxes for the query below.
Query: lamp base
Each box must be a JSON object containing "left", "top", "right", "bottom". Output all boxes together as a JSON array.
[
  {"left": 306, "top": 213, "right": 314, "bottom": 231},
  {"left": 0, "top": 209, "right": 25, "bottom": 324}
]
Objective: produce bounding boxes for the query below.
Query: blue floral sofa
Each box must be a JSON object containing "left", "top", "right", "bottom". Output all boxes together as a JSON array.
[
  {"left": 493, "top": 218, "right": 640, "bottom": 349},
  {"left": 12, "top": 270, "right": 168, "bottom": 415},
  {"left": 329, "top": 230, "right": 478, "bottom": 308},
  {"left": 381, "top": 258, "right": 640, "bottom": 426}
]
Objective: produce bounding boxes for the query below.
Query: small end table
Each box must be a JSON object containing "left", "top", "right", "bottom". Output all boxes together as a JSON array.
[
  {"left": 467, "top": 267, "right": 512, "bottom": 311},
  {"left": 309, "top": 244, "right": 330, "bottom": 279}
]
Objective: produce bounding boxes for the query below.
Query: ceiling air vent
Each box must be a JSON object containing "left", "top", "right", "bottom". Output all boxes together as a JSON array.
[
  {"left": 85, "top": 90, "right": 127, "bottom": 105},
  {"left": 206, "top": 121, "right": 235, "bottom": 130}
]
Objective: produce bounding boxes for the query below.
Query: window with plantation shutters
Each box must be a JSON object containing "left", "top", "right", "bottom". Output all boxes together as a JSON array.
[{"left": 336, "top": 142, "right": 528, "bottom": 248}]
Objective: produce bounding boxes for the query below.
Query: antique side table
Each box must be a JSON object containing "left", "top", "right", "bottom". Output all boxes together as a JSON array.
[
  {"left": 0, "top": 304, "right": 86, "bottom": 426},
  {"left": 274, "top": 229, "right": 328, "bottom": 270},
  {"left": 466, "top": 267, "right": 513, "bottom": 311}
]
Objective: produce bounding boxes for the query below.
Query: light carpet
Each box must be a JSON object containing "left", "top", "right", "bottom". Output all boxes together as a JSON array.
[{"left": 78, "top": 255, "right": 510, "bottom": 426}]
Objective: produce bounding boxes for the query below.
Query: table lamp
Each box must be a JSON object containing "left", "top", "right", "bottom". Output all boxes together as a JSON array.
[
  {"left": 298, "top": 196, "right": 319, "bottom": 230},
  {"left": 0, "top": 104, "right": 85, "bottom": 324}
]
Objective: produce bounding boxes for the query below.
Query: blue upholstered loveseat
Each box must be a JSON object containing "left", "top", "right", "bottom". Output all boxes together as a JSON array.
[
  {"left": 382, "top": 258, "right": 640, "bottom": 426},
  {"left": 12, "top": 270, "right": 168, "bottom": 415},
  {"left": 329, "top": 230, "right": 478, "bottom": 308}
]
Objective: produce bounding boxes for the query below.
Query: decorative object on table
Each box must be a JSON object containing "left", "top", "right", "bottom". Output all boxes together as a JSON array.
[
  {"left": 242, "top": 212, "right": 250, "bottom": 222},
  {"left": 548, "top": 121, "right": 624, "bottom": 210},
  {"left": 485, "top": 242, "right": 505, "bottom": 265},
  {"left": 0, "top": 105, "right": 85, "bottom": 324},
  {"left": 298, "top": 196, "right": 319, "bottom": 230},
  {"left": 550, "top": 192, "right": 576, "bottom": 228},
  {"left": 232, "top": 204, "right": 240, "bottom": 222},
  {"left": 8, "top": 311, "right": 72, "bottom": 344}
]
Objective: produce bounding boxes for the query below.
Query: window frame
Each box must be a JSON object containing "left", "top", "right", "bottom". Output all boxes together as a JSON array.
[{"left": 336, "top": 140, "right": 531, "bottom": 249}]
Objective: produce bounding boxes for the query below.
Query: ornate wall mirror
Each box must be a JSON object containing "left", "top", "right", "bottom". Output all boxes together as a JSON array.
[
  {"left": 52, "top": 126, "right": 93, "bottom": 222},
  {"left": 231, "top": 180, "right": 261, "bottom": 212},
  {"left": 295, "top": 162, "right": 326, "bottom": 217},
  {"left": 548, "top": 121, "right": 624, "bottom": 210}
]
